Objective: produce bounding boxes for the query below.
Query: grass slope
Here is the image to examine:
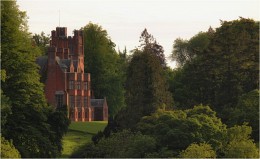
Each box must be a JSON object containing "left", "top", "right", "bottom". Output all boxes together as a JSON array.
[{"left": 61, "top": 121, "right": 107, "bottom": 158}]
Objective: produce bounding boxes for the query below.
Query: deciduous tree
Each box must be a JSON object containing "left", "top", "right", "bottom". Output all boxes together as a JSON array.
[
  {"left": 32, "top": 32, "right": 50, "bottom": 55},
  {"left": 82, "top": 23, "right": 125, "bottom": 118},
  {"left": 223, "top": 124, "right": 259, "bottom": 158},
  {"left": 71, "top": 130, "right": 156, "bottom": 158},
  {"left": 136, "top": 105, "right": 226, "bottom": 157},
  {"left": 169, "top": 18, "right": 259, "bottom": 123},
  {"left": 1, "top": 1, "right": 69, "bottom": 157},
  {"left": 1, "top": 137, "right": 21, "bottom": 158},
  {"left": 180, "top": 143, "right": 216, "bottom": 158}
]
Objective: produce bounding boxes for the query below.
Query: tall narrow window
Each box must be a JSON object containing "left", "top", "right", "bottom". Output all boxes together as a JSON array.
[
  {"left": 84, "top": 96, "right": 87, "bottom": 107},
  {"left": 69, "top": 95, "right": 75, "bottom": 108},
  {"left": 84, "top": 82, "right": 88, "bottom": 90},
  {"left": 76, "top": 81, "right": 81, "bottom": 90},
  {"left": 77, "top": 96, "right": 81, "bottom": 107},
  {"left": 69, "top": 81, "right": 74, "bottom": 89},
  {"left": 78, "top": 82, "right": 81, "bottom": 90},
  {"left": 55, "top": 94, "right": 63, "bottom": 108}
]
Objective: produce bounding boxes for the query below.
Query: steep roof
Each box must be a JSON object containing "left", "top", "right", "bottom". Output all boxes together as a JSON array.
[
  {"left": 36, "top": 56, "right": 48, "bottom": 75},
  {"left": 55, "top": 57, "right": 71, "bottom": 72}
]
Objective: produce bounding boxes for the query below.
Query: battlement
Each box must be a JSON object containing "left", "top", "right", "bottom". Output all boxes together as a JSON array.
[
  {"left": 51, "top": 27, "right": 67, "bottom": 37},
  {"left": 41, "top": 26, "right": 108, "bottom": 122},
  {"left": 74, "top": 30, "right": 83, "bottom": 37},
  {"left": 51, "top": 27, "right": 83, "bottom": 38}
]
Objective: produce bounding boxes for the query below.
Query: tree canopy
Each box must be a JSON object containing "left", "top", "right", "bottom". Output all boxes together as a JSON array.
[
  {"left": 32, "top": 32, "right": 50, "bottom": 55},
  {"left": 1, "top": 1, "right": 69, "bottom": 157},
  {"left": 223, "top": 124, "right": 259, "bottom": 158},
  {"left": 114, "top": 30, "right": 173, "bottom": 130},
  {"left": 136, "top": 105, "right": 226, "bottom": 156},
  {"left": 65, "top": 18, "right": 258, "bottom": 158},
  {"left": 171, "top": 31, "right": 211, "bottom": 67},
  {"left": 1, "top": 3, "right": 258, "bottom": 158},
  {"left": 169, "top": 18, "right": 259, "bottom": 121},
  {"left": 180, "top": 143, "right": 216, "bottom": 158},
  {"left": 82, "top": 23, "right": 126, "bottom": 118},
  {"left": 72, "top": 130, "right": 156, "bottom": 158},
  {"left": 1, "top": 137, "right": 21, "bottom": 158}
]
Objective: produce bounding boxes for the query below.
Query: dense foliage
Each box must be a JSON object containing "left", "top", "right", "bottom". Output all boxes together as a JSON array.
[
  {"left": 1, "top": 1, "right": 69, "bottom": 157},
  {"left": 113, "top": 29, "right": 173, "bottom": 130},
  {"left": 227, "top": 89, "right": 259, "bottom": 141},
  {"left": 32, "top": 32, "right": 50, "bottom": 55},
  {"left": 180, "top": 143, "right": 216, "bottom": 158},
  {"left": 72, "top": 130, "right": 156, "bottom": 158},
  {"left": 75, "top": 106, "right": 258, "bottom": 158},
  {"left": 169, "top": 18, "right": 259, "bottom": 141},
  {"left": 76, "top": 18, "right": 259, "bottom": 158},
  {"left": 171, "top": 31, "right": 211, "bottom": 67},
  {"left": 1, "top": 2, "right": 258, "bottom": 157},
  {"left": 1, "top": 137, "right": 21, "bottom": 158},
  {"left": 82, "top": 23, "right": 125, "bottom": 118},
  {"left": 223, "top": 124, "right": 259, "bottom": 158},
  {"left": 137, "top": 105, "right": 227, "bottom": 157},
  {"left": 139, "top": 28, "right": 167, "bottom": 67}
]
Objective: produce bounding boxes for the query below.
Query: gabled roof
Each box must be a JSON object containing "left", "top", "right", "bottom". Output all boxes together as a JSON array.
[
  {"left": 56, "top": 57, "right": 72, "bottom": 72},
  {"left": 36, "top": 56, "right": 48, "bottom": 74}
]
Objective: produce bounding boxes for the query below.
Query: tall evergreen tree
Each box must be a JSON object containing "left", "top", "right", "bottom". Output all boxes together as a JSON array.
[
  {"left": 115, "top": 30, "right": 173, "bottom": 130},
  {"left": 139, "top": 28, "right": 166, "bottom": 67}
]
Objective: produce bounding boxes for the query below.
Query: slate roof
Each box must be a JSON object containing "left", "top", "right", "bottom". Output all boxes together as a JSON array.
[
  {"left": 36, "top": 56, "right": 48, "bottom": 75},
  {"left": 56, "top": 57, "right": 70, "bottom": 70},
  {"left": 37, "top": 55, "right": 74, "bottom": 73}
]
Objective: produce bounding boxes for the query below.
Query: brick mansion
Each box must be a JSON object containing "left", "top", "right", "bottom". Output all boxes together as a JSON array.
[{"left": 37, "top": 27, "right": 108, "bottom": 122}]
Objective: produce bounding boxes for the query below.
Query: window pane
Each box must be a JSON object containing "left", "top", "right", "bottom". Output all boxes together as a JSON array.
[
  {"left": 69, "top": 95, "right": 74, "bottom": 107},
  {"left": 84, "top": 82, "right": 88, "bottom": 90},
  {"left": 77, "top": 96, "right": 81, "bottom": 107},
  {"left": 69, "top": 81, "right": 74, "bottom": 89},
  {"left": 84, "top": 96, "right": 87, "bottom": 107},
  {"left": 55, "top": 94, "right": 63, "bottom": 107}
]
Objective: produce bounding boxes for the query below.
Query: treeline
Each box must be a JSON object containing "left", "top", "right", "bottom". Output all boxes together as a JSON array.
[
  {"left": 71, "top": 18, "right": 259, "bottom": 158},
  {"left": 169, "top": 18, "right": 259, "bottom": 141},
  {"left": 1, "top": 0, "right": 259, "bottom": 158},
  {"left": 1, "top": 1, "right": 70, "bottom": 158}
]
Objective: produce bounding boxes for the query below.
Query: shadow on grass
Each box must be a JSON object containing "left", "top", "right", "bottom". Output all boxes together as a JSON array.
[
  {"left": 61, "top": 122, "right": 108, "bottom": 158},
  {"left": 69, "top": 141, "right": 93, "bottom": 158}
]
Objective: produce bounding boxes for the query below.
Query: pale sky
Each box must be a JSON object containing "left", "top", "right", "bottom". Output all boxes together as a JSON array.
[{"left": 17, "top": 0, "right": 259, "bottom": 68}]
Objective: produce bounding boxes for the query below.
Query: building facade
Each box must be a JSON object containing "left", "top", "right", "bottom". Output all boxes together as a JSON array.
[{"left": 37, "top": 27, "right": 108, "bottom": 121}]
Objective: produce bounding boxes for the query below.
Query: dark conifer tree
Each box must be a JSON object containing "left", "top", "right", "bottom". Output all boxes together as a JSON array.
[{"left": 115, "top": 30, "right": 173, "bottom": 130}]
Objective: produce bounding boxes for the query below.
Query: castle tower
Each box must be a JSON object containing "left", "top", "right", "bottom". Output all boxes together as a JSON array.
[{"left": 45, "top": 27, "right": 92, "bottom": 121}]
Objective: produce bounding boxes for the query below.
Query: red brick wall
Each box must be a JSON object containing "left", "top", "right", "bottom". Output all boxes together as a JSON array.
[{"left": 45, "top": 27, "right": 97, "bottom": 122}]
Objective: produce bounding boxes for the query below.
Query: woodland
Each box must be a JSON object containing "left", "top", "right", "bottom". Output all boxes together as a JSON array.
[{"left": 1, "top": 1, "right": 259, "bottom": 158}]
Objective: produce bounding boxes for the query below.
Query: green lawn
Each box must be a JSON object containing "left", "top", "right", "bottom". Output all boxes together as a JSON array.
[{"left": 61, "top": 121, "right": 107, "bottom": 158}]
